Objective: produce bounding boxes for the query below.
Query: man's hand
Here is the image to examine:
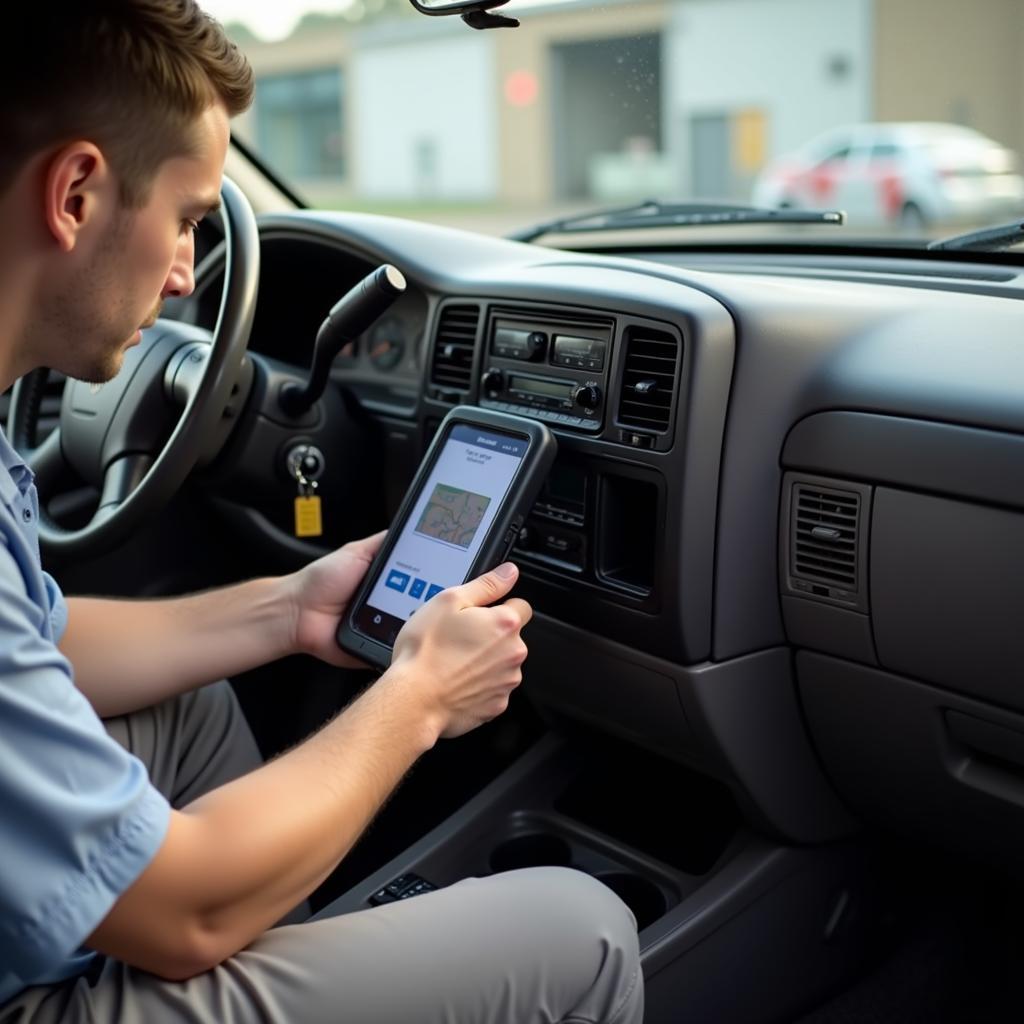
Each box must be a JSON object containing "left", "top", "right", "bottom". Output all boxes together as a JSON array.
[
  {"left": 286, "top": 531, "right": 386, "bottom": 668},
  {"left": 386, "top": 562, "right": 532, "bottom": 739}
]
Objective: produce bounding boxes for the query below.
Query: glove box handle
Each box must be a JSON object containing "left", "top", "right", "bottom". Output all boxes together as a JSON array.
[{"left": 944, "top": 709, "right": 1024, "bottom": 808}]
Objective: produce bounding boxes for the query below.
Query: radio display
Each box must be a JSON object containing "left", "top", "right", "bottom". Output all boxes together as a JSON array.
[
  {"left": 553, "top": 335, "right": 607, "bottom": 370},
  {"left": 509, "top": 375, "right": 572, "bottom": 400}
]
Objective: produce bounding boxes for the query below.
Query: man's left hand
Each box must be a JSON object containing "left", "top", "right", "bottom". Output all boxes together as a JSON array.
[{"left": 286, "top": 531, "right": 385, "bottom": 668}]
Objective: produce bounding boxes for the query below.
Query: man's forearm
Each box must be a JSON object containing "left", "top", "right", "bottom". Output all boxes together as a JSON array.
[
  {"left": 61, "top": 579, "right": 297, "bottom": 717},
  {"left": 88, "top": 665, "right": 441, "bottom": 979}
]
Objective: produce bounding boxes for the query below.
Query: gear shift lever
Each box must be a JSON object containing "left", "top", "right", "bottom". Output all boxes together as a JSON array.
[{"left": 279, "top": 264, "right": 407, "bottom": 417}]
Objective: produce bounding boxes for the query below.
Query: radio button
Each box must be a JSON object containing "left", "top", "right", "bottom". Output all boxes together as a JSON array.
[
  {"left": 482, "top": 368, "right": 505, "bottom": 394},
  {"left": 571, "top": 383, "right": 602, "bottom": 409},
  {"left": 526, "top": 332, "right": 547, "bottom": 360}
]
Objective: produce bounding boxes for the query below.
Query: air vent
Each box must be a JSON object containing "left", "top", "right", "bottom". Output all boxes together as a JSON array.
[
  {"left": 790, "top": 483, "right": 860, "bottom": 595},
  {"left": 430, "top": 304, "right": 480, "bottom": 396},
  {"left": 617, "top": 328, "right": 679, "bottom": 432}
]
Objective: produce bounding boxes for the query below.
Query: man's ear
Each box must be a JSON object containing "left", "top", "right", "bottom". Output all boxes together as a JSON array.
[{"left": 43, "top": 142, "right": 112, "bottom": 253}]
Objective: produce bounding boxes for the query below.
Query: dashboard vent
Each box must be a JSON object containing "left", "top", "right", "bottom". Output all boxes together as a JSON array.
[
  {"left": 790, "top": 484, "right": 860, "bottom": 592},
  {"left": 617, "top": 328, "right": 680, "bottom": 432},
  {"left": 430, "top": 304, "right": 480, "bottom": 396}
]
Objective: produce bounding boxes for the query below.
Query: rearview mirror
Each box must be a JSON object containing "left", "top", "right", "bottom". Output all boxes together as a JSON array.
[{"left": 406, "top": 0, "right": 519, "bottom": 28}]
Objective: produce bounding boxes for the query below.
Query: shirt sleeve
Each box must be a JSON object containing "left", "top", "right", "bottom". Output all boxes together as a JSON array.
[
  {"left": 42, "top": 570, "right": 68, "bottom": 643},
  {"left": 0, "top": 546, "right": 170, "bottom": 985}
]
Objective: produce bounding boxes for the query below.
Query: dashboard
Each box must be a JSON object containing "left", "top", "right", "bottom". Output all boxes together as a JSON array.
[{"left": 187, "top": 210, "right": 1024, "bottom": 881}]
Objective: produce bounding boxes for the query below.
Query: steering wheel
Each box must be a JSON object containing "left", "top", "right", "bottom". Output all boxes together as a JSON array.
[{"left": 8, "top": 176, "right": 259, "bottom": 561}]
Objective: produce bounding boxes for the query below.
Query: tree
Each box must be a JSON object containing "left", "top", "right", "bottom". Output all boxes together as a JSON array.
[{"left": 223, "top": 20, "right": 261, "bottom": 44}]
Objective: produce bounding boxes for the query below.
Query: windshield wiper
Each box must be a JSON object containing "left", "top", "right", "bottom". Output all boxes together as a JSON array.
[
  {"left": 508, "top": 201, "right": 845, "bottom": 243},
  {"left": 928, "top": 219, "right": 1024, "bottom": 253}
]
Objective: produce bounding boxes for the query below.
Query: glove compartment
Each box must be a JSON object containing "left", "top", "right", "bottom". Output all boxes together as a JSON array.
[
  {"left": 783, "top": 411, "right": 1024, "bottom": 710},
  {"left": 871, "top": 488, "right": 1024, "bottom": 712}
]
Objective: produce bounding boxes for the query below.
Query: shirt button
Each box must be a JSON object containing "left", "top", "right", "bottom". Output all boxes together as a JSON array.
[{"left": 22, "top": 508, "right": 32, "bottom": 522}]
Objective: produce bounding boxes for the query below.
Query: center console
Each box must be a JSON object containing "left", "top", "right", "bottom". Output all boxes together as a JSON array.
[
  {"left": 421, "top": 293, "right": 727, "bottom": 663},
  {"left": 320, "top": 731, "right": 889, "bottom": 1024}
]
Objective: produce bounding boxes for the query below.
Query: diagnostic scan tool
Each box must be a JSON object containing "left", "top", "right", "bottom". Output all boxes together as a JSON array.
[{"left": 337, "top": 406, "right": 557, "bottom": 669}]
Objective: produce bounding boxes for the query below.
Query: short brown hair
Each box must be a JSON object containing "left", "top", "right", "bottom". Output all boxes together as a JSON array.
[{"left": 1, "top": 1, "right": 254, "bottom": 206}]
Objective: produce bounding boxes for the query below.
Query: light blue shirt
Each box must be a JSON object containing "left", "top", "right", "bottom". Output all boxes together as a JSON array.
[{"left": 0, "top": 429, "right": 170, "bottom": 1004}]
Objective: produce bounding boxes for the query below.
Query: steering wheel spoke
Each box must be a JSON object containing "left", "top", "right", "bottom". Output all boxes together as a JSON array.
[{"left": 99, "top": 454, "right": 156, "bottom": 511}]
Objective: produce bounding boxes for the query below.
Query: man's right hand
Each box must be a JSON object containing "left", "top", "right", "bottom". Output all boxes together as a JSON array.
[{"left": 387, "top": 562, "right": 531, "bottom": 740}]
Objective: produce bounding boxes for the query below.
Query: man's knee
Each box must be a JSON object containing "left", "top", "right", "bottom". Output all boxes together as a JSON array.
[
  {"left": 226, "top": 866, "right": 643, "bottom": 1024},
  {"left": 499, "top": 867, "right": 643, "bottom": 1023},
  {"left": 511, "top": 866, "right": 639, "bottom": 942},
  {"left": 456, "top": 867, "right": 642, "bottom": 1019}
]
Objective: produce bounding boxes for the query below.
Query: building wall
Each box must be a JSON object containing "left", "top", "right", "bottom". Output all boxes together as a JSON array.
[
  {"left": 666, "top": 0, "right": 873, "bottom": 196},
  {"left": 873, "top": 0, "right": 1024, "bottom": 156},
  {"left": 352, "top": 29, "right": 498, "bottom": 200},
  {"left": 231, "top": 25, "right": 351, "bottom": 149},
  {"left": 493, "top": 0, "right": 667, "bottom": 205}
]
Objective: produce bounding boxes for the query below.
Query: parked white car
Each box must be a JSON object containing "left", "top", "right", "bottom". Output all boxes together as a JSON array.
[{"left": 752, "top": 123, "right": 1024, "bottom": 229}]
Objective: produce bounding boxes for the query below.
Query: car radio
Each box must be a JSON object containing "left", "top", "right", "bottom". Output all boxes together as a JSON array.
[{"left": 478, "top": 311, "right": 613, "bottom": 432}]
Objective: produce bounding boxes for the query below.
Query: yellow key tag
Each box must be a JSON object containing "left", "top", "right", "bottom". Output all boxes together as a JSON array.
[{"left": 294, "top": 495, "right": 323, "bottom": 538}]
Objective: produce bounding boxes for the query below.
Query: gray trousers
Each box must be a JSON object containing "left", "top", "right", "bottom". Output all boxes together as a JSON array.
[{"left": 4, "top": 682, "right": 643, "bottom": 1023}]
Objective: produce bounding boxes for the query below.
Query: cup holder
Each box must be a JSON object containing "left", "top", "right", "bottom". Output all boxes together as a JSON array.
[
  {"left": 488, "top": 834, "right": 670, "bottom": 930},
  {"left": 489, "top": 833, "right": 573, "bottom": 873},
  {"left": 594, "top": 872, "right": 667, "bottom": 930}
]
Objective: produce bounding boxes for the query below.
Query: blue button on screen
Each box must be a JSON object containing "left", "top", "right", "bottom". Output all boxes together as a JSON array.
[
  {"left": 425, "top": 584, "right": 444, "bottom": 601},
  {"left": 409, "top": 578, "right": 427, "bottom": 599},
  {"left": 385, "top": 570, "right": 411, "bottom": 593}
]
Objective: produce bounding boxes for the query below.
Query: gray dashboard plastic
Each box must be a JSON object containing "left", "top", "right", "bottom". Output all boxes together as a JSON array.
[
  {"left": 785, "top": 412, "right": 1024, "bottom": 511},
  {"left": 871, "top": 488, "right": 1024, "bottom": 712},
  {"left": 799, "top": 652, "right": 1024, "bottom": 881},
  {"left": 704, "top": 274, "right": 1024, "bottom": 660},
  {"left": 525, "top": 613, "right": 858, "bottom": 844}
]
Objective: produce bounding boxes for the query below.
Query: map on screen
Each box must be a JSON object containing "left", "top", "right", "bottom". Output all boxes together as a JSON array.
[{"left": 414, "top": 483, "right": 491, "bottom": 549}]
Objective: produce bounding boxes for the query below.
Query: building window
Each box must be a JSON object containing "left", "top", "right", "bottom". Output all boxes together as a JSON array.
[{"left": 256, "top": 68, "right": 344, "bottom": 180}]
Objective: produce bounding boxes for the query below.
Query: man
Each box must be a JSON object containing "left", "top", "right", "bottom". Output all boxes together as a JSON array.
[{"left": 0, "top": 3, "right": 643, "bottom": 1022}]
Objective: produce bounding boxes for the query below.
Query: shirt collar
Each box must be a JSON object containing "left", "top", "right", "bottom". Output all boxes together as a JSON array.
[{"left": 0, "top": 427, "right": 33, "bottom": 505}]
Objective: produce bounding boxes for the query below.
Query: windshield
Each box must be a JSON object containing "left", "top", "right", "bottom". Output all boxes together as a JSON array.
[{"left": 204, "top": 0, "right": 1024, "bottom": 248}]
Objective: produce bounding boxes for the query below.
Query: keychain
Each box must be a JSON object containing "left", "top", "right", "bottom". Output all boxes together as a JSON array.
[
  {"left": 287, "top": 444, "right": 325, "bottom": 539},
  {"left": 293, "top": 465, "right": 323, "bottom": 539}
]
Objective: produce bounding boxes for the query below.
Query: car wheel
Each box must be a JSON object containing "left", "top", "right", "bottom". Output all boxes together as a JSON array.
[{"left": 898, "top": 201, "right": 927, "bottom": 232}]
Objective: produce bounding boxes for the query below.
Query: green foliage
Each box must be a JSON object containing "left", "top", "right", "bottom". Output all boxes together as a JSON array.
[{"left": 223, "top": 19, "right": 260, "bottom": 44}]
